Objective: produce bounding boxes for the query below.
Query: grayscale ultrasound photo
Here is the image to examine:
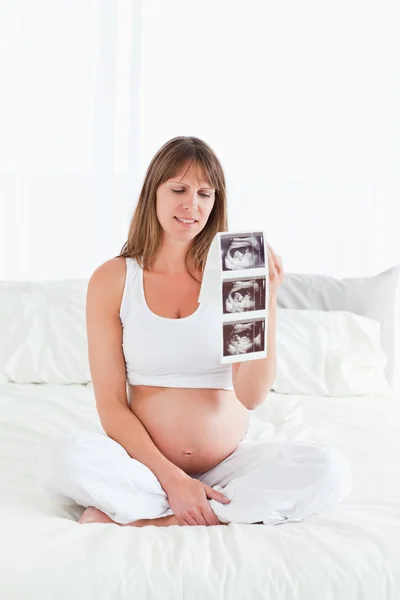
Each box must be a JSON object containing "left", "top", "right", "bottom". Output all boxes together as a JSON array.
[
  {"left": 222, "top": 319, "right": 265, "bottom": 356},
  {"left": 220, "top": 232, "right": 266, "bottom": 271},
  {"left": 222, "top": 276, "right": 266, "bottom": 314}
]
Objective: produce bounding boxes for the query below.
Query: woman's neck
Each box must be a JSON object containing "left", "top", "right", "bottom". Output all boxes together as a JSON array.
[{"left": 152, "top": 242, "right": 193, "bottom": 275}]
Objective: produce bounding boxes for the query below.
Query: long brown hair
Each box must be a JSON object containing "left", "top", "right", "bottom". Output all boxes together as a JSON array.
[{"left": 117, "top": 136, "right": 228, "bottom": 282}]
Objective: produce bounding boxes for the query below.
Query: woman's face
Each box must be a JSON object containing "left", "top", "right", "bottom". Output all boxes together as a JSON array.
[{"left": 156, "top": 165, "right": 216, "bottom": 239}]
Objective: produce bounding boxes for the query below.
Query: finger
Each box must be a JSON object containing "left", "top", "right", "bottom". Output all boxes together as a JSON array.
[
  {"left": 269, "top": 247, "right": 282, "bottom": 275},
  {"left": 267, "top": 250, "right": 279, "bottom": 280},
  {"left": 203, "top": 505, "right": 222, "bottom": 526},
  {"left": 205, "top": 485, "right": 231, "bottom": 504},
  {"left": 267, "top": 248, "right": 274, "bottom": 273},
  {"left": 278, "top": 259, "right": 284, "bottom": 279},
  {"left": 200, "top": 500, "right": 221, "bottom": 526},
  {"left": 266, "top": 242, "right": 276, "bottom": 261},
  {"left": 192, "top": 512, "right": 210, "bottom": 526},
  {"left": 269, "top": 258, "right": 278, "bottom": 281},
  {"left": 267, "top": 243, "right": 279, "bottom": 264},
  {"left": 185, "top": 515, "right": 201, "bottom": 526},
  {"left": 191, "top": 511, "right": 212, "bottom": 526},
  {"left": 192, "top": 507, "right": 208, "bottom": 526}
]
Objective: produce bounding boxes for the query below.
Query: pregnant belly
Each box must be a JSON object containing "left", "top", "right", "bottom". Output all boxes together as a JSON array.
[{"left": 128, "top": 385, "right": 250, "bottom": 474}]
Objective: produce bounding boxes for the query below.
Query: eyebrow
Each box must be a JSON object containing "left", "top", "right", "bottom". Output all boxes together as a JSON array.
[{"left": 170, "top": 181, "right": 214, "bottom": 191}]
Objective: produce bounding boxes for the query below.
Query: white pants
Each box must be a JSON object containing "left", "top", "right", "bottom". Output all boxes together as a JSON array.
[{"left": 37, "top": 429, "right": 353, "bottom": 526}]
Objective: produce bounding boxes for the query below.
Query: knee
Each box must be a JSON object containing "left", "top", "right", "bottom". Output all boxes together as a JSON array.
[
  {"left": 39, "top": 430, "right": 107, "bottom": 477},
  {"left": 317, "top": 444, "right": 353, "bottom": 501}
]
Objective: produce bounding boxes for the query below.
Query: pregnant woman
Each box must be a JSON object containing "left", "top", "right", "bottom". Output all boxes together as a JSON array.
[{"left": 38, "top": 136, "right": 352, "bottom": 527}]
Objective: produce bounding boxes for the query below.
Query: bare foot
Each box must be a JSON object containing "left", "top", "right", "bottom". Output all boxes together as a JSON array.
[
  {"left": 131, "top": 515, "right": 180, "bottom": 527},
  {"left": 78, "top": 507, "right": 180, "bottom": 527},
  {"left": 132, "top": 516, "right": 228, "bottom": 527},
  {"left": 79, "top": 508, "right": 228, "bottom": 527},
  {"left": 79, "top": 507, "right": 115, "bottom": 524}
]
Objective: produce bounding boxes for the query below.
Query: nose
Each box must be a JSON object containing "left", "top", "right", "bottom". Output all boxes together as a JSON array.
[{"left": 184, "top": 191, "right": 199, "bottom": 209}]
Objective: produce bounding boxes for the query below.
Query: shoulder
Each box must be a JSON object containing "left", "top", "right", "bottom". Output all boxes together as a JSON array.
[
  {"left": 88, "top": 256, "right": 127, "bottom": 287},
  {"left": 87, "top": 256, "right": 129, "bottom": 313}
]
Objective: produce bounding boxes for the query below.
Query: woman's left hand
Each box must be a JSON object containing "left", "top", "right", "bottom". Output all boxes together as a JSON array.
[{"left": 267, "top": 243, "right": 285, "bottom": 300}]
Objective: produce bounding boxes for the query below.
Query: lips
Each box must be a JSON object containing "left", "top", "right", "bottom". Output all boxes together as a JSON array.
[{"left": 174, "top": 216, "right": 198, "bottom": 222}]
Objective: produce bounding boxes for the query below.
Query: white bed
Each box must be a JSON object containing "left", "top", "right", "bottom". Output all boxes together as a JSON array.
[{"left": 1, "top": 379, "right": 399, "bottom": 599}]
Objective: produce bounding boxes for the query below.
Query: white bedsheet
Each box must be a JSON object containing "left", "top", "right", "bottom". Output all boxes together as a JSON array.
[{"left": 0, "top": 381, "right": 399, "bottom": 599}]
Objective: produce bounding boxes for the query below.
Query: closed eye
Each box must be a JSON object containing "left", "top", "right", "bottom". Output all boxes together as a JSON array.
[{"left": 172, "top": 189, "right": 211, "bottom": 198}]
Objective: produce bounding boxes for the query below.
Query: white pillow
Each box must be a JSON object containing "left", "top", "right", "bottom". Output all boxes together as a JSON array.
[
  {"left": 0, "top": 279, "right": 91, "bottom": 384},
  {"left": 272, "top": 309, "right": 393, "bottom": 396},
  {"left": 0, "top": 280, "right": 393, "bottom": 394}
]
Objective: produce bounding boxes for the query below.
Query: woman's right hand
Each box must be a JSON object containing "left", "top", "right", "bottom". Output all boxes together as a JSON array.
[{"left": 163, "top": 472, "right": 231, "bottom": 526}]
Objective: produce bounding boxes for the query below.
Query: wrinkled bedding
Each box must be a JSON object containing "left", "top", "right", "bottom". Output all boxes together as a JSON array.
[{"left": 0, "top": 381, "right": 399, "bottom": 599}]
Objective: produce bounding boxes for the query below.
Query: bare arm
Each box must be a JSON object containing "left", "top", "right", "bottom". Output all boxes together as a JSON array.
[{"left": 86, "top": 258, "right": 185, "bottom": 490}]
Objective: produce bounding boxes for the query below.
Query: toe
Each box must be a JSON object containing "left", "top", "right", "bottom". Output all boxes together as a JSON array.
[{"left": 79, "top": 506, "right": 113, "bottom": 524}]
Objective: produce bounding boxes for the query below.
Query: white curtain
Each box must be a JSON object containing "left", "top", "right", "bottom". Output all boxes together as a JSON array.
[
  {"left": 1, "top": 0, "right": 399, "bottom": 281},
  {"left": 0, "top": 0, "right": 141, "bottom": 280}
]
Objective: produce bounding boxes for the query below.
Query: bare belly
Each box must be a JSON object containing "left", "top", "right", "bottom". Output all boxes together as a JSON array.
[{"left": 128, "top": 385, "right": 250, "bottom": 475}]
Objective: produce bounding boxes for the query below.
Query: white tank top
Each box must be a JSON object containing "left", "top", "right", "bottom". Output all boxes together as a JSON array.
[{"left": 119, "top": 257, "right": 233, "bottom": 390}]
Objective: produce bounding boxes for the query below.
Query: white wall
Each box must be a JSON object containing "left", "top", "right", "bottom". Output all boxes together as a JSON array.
[
  {"left": 1, "top": 0, "right": 399, "bottom": 280},
  {"left": 140, "top": 0, "right": 400, "bottom": 277}
]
